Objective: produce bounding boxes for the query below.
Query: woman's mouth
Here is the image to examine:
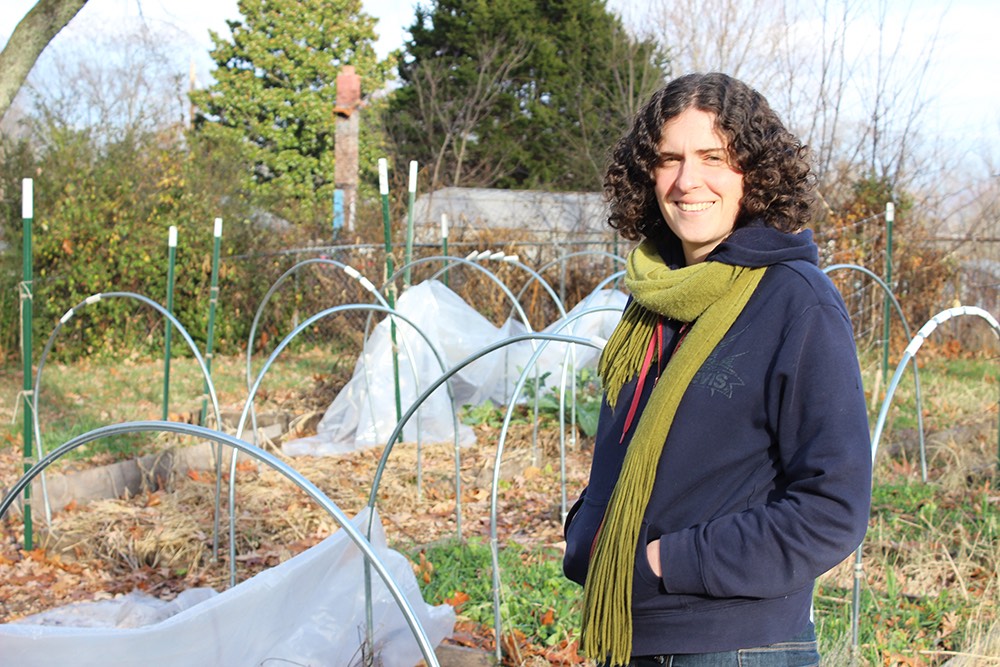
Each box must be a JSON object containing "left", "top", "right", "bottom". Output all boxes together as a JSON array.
[{"left": 676, "top": 201, "right": 714, "bottom": 212}]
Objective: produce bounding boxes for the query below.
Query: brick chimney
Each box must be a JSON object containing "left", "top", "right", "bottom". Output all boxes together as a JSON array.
[{"left": 334, "top": 66, "right": 361, "bottom": 232}]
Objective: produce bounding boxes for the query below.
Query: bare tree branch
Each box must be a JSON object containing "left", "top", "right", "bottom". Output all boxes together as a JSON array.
[
  {"left": 402, "top": 38, "right": 531, "bottom": 190},
  {"left": 0, "top": 0, "right": 89, "bottom": 120}
]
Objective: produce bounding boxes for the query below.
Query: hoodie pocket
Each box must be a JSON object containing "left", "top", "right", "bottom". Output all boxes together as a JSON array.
[
  {"left": 634, "top": 521, "right": 663, "bottom": 590},
  {"left": 631, "top": 522, "right": 698, "bottom": 615}
]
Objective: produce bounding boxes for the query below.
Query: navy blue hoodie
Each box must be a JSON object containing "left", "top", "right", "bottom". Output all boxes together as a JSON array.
[{"left": 563, "top": 223, "right": 872, "bottom": 655}]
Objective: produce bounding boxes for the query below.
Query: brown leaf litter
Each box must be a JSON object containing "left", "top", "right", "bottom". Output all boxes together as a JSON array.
[{"left": 1, "top": 422, "right": 592, "bottom": 624}]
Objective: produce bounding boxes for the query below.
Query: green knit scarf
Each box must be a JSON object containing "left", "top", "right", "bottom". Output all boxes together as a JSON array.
[{"left": 583, "top": 240, "right": 766, "bottom": 666}]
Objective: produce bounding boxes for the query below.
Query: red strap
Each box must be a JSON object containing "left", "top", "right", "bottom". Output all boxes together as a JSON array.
[
  {"left": 619, "top": 320, "right": 690, "bottom": 445},
  {"left": 620, "top": 319, "right": 663, "bottom": 444},
  {"left": 655, "top": 317, "right": 664, "bottom": 381}
]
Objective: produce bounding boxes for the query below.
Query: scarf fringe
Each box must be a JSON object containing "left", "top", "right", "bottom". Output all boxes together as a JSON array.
[{"left": 598, "top": 301, "right": 659, "bottom": 410}]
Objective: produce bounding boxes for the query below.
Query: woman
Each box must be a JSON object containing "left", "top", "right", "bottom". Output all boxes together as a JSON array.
[{"left": 562, "top": 73, "right": 872, "bottom": 666}]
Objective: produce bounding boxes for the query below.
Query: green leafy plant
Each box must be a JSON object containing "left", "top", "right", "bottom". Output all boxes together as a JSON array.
[
  {"left": 459, "top": 402, "right": 514, "bottom": 429},
  {"left": 414, "top": 537, "right": 582, "bottom": 648},
  {"left": 531, "top": 367, "right": 603, "bottom": 438},
  {"left": 461, "top": 368, "right": 603, "bottom": 437}
]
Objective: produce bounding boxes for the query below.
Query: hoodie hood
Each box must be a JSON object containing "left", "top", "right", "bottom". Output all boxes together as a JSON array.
[{"left": 707, "top": 220, "right": 819, "bottom": 268}]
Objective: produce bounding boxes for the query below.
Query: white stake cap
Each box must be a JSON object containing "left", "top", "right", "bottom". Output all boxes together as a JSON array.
[
  {"left": 22, "top": 179, "right": 33, "bottom": 219},
  {"left": 441, "top": 213, "right": 448, "bottom": 239},
  {"left": 885, "top": 202, "right": 895, "bottom": 223},
  {"left": 214, "top": 218, "right": 223, "bottom": 237},
  {"left": 408, "top": 161, "right": 418, "bottom": 193},
  {"left": 378, "top": 158, "right": 389, "bottom": 195},
  {"left": 169, "top": 226, "right": 178, "bottom": 247}
]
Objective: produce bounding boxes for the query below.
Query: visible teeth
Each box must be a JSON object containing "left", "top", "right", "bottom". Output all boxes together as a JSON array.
[{"left": 677, "top": 202, "right": 713, "bottom": 212}]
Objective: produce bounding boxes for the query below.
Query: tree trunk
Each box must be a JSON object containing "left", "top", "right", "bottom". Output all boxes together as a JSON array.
[{"left": 0, "top": 0, "right": 89, "bottom": 120}]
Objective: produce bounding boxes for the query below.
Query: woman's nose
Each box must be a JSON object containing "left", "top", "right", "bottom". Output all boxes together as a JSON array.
[{"left": 674, "top": 159, "right": 702, "bottom": 192}]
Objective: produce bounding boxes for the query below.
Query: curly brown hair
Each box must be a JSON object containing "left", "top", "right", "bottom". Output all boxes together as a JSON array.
[{"left": 604, "top": 72, "right": 815, "bottom": 242}]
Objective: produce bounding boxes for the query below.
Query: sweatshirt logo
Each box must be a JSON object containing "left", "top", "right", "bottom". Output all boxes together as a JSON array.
[{"left": 691, "top": 333, "right": 747, "bottom": 399}]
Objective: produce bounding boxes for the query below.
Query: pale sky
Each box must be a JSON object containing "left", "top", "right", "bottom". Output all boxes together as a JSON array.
[
  {"left": 2, "top": 0, "right": 998, "bottom": 163},
  {"left": 1, "top": 0, "right": 414, "bottom": 70}
]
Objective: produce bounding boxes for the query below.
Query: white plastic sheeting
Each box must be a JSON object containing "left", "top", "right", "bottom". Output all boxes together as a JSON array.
[
  {"left": 0, "top": 508, "right": 455, "bottom": 666},
  {"left": 284, "top": 280, "right": 626, "bottom": 457}
]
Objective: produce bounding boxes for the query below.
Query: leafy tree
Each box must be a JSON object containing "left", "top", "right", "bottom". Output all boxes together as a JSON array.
[
  {"left": 0, "top": 18, "right": 286, "bottom": 360},
  {"left": 0, "top": 115, "right": 300, "bottom": 360},
  {"left": 189, "top": 0, "right": 393, "bottom": 230},
  {"left": 387, "top": 0, "right": 667, "bottom": 192}
]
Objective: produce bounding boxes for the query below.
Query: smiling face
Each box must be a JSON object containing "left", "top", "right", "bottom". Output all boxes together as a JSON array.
[{"left": 652, "top": 107, "right": 744, "bottom": 265}]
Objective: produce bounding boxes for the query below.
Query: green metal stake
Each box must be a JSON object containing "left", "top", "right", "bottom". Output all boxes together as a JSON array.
[
  {"left": 200, "top": 218, "right": 223, "bottom": 426},
  {"left": 20, "top": 178, "right": 34, "bottom": 550},
  {"left": 379, "top": 159, "right": 403, "bottom": 441},
  {"left": 404, "top": 161, "right": 418, "bottom": 288},
  {"left": 162, "top": 226, "right": 178, "bottom": 421},
  {"left": 404, "top": 161, "right": 424, "bottom": 506},
  {"left": 441, "top": 213, "right": 449, "bottom": 288},
  {"left": 881, "top": 202, "right": 895, "bottom": 385}
]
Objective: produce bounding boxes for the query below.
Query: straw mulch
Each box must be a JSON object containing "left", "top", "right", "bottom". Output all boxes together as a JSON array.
[{"left": 0, "top": 422, "right": 591, "bottom": 624}]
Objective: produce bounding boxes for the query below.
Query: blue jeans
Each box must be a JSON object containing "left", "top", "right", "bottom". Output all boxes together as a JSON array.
[{"left": 612, "top": 623, "right": 820, "bottom": 667}]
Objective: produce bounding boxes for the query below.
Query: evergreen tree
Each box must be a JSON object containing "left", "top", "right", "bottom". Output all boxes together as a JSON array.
[
  {"left": 190, "top": 0, "right": 392, "bottom": 227},
  {"left": 386, "top": 0, "right": 667, "bottom": 192}
]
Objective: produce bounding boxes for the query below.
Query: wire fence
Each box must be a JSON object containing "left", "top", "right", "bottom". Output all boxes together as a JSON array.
[
  {"left": 227, "top": 233, "right": 997, "bottom": 365},
  {"left": 12, "top": 226, "right": 996, "bottom": 367},
  {"left": 226, "top": 238, "right": 626, "bottom": 360}
]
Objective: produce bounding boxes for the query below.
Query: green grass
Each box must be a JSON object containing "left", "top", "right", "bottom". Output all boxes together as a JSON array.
[
  {"left": 37, "top": 413, "right": 149, "bottom": 462},
  {"left": 415, "top": 536, "right": 582, "bottom": 649},
  {"left": 813, "top": 473, "right": 999, "bottom": 664},
  {"left": 1, "top": 347, "right": 352, "bottom": 465},
  {"left": 862, "top": 351, "right": 998, "bottom": 434}
]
